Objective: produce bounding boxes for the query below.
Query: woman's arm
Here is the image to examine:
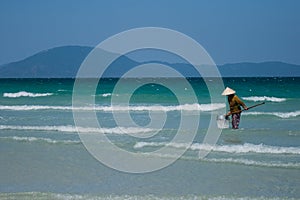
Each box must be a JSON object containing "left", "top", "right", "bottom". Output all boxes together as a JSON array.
[{"left": 235, "top": 95, "right": 248, "bottom": 110}]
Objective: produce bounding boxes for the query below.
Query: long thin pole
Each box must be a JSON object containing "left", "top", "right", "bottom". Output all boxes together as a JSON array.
[
  {"left": 230, "top": 102, "right": 265, "bottom": 115},
  {"left": 247, "top": 102, "right": 265, "bottom": 110}
]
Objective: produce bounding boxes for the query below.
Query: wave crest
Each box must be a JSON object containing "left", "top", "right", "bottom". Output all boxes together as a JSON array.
[
  {"left": 242, "top": 96, "right": 286, "bottom": 102},
  {"left": 244, "top": 111, "right": 300, "bottom": 118},
  {"left": 3, "top": 91, "right": 53, "bottom": 98},
  {"left": 0, "top": 125, "right": 156, "bottom": 135},
  {"left": 102, "top": 93, "right": 112, "bottom": 97},
  {"left": 0, "top": 103, "right": 225, "bottom": 112},
  {"left": 134, "top": 142, "right": 300, "bottom": 155},
  {"left": 0, "top": 136, "right": 79, "bottom": 144},
  {"left": 202, "top": 158, "right": 300, "bottom": 169}
]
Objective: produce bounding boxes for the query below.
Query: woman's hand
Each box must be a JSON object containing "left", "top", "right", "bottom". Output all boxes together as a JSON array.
[{"left": 225, "top": 112, "right": 231, "bottom": 117}]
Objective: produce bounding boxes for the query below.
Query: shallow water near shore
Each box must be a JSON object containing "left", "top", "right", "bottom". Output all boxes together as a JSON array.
[{"left": 0, "top": 77, "right": 299, "bottom": 199}]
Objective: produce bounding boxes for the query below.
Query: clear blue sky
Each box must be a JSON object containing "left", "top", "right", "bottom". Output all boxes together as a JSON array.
[{"left": 0, "top": 0, "right": 300, "bottom": 65}]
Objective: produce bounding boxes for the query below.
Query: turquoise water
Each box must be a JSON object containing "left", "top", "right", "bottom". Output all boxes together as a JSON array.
[{"left": 0, "top": 78, "right": 299, "bottom": 199}]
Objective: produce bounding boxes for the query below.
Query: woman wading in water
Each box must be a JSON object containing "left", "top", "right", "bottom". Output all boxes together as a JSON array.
[{"left": 222, "top": 87, "right": 248, "bottom": 129}]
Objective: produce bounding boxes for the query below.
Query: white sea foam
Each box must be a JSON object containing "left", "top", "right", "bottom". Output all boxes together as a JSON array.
[
  {"left": 3, "top": 91, "right": 53, "bottom": 98},
  {"left": 202, "top": 158, "right": 300, "bottom": 169},
  {"left": 102, "top": 93, "right": 112, "bottom": 97},
  {"left": 244, "top": 111, "right": 300, "bottom": 118},
  {"left": 242, "top": 96, "right": 286, "bottom": 102},
  {"left": 98, "top": 103, "right": 226, "bottom": 112},
  {"left": 2, "top": 135, "right": 299, "bottom": 168},
  {"left": 0, "top": 105, "right": 73, "bottom": 111},
  {"left": 141, "top": 152, "right": 300, "bottom": 169},
  {"left": 0, "top": 103, "right": 225, "bottom": 112},
  {"left": 134, "top": 142, "right": 300, "bottom": 155},
  {"left": 0, "top": 125, "right": 156, "bottom": 135},
  {"left": 92, "top": 93, "right": 112, "bottom": 97},
  {"left": 0, "top": 136, "right": 80, "bottom": 144},
  {"left": 192, "top": 143, "right": 300, "bottom": 154}
]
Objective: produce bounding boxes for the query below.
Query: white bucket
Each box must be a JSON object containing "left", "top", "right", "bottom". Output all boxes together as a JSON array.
[{"left": 216, "top": 115, "right": 229, "bottom": 129}]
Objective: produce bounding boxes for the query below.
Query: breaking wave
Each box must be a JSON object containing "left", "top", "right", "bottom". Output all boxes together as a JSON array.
[
  {"left": 202, "top": 158, "right": 300, "bottom": 169},
  {"left": 0, "top": 136, "right": 80, "bottom": 144},
  {"left": 142, "top": 152, "right": 300, "bottom": 169},
  {"left": 242, "top": 96, "right": 286, "bottom": 102},
  {"left": 102, "top": 93, "right": 112, "bottom": 97},
  {"left": 134, "top": 142, "right": 300, "bottom": 155},
  {"left": 3, "top": 91, "right": 54, "bottom": 98},
  {"left": 0, "top": 125, "right": 156, "bottom": 135},
  {"left": 244, "top": 111, "right": 300, "bottom": 118},
  {"left": 0, "top": 103, "right": 225, "bottom": 112}
]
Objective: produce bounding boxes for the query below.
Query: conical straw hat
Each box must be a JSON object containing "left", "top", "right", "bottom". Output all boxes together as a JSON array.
[{"left": 222, "top": 87, "right": 236, "bottom": 96}]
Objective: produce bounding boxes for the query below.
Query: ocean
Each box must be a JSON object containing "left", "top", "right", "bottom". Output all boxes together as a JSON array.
[{"left": 0, "top": 77, "right": 299, "bottom": 200}]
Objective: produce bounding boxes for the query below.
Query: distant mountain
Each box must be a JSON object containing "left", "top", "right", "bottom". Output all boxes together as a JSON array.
[
  {"left": 0, "top": 46, "right": 299, "bottom": 78},
  {"left": 0, "top": 46, "right": 93, "bottom": 78},
  {"left": 0, "top": 46, "right": 139, "bottom": 78}
]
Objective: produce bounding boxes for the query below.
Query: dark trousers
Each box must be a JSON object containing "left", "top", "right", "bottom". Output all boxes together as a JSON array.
[{"left": 232, "top": 113, "right": 241, "bottom": 129}]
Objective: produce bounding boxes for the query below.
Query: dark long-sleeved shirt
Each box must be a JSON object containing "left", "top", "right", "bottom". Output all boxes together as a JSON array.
[{"left": 228, "top": 95, "right": 247, "bottom": 113}]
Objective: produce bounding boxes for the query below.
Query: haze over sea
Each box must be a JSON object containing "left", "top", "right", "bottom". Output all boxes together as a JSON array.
[{"left": 0, "top": 77, "right": 299, "bottom": 200}]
